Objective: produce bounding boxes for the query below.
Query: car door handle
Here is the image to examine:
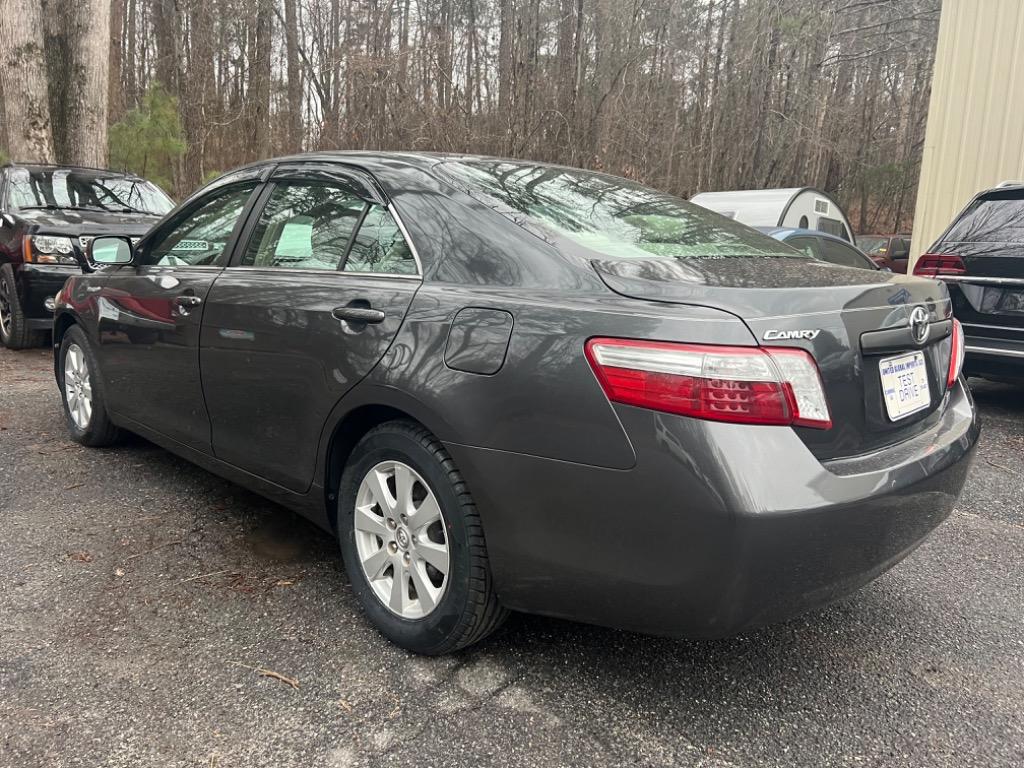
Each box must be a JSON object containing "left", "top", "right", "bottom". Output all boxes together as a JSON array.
[
  {"left": 173, "top": 294, "right": 203, "bottom": 317},
  {"left": 332, "top": 306, "right": 385, "bottom": 324}
]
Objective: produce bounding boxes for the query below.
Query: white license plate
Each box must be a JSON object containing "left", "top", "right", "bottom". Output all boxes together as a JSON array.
[{"left": 879, "top": 351, "right": 931, "bottom": 421}]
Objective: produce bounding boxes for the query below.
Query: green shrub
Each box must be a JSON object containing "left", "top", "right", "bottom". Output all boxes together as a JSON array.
[{"left": 108, "top": 85, "right": 185, "bottom": 189}]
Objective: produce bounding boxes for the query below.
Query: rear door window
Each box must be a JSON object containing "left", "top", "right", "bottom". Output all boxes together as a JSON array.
[
  {"left": 817, "top": 238, "right": 875, "bottom": 269},
  {"left": 241, "top": 182, "right": 366, "bottom": 270},
  {"left": 342, "top": 204, "right": 418, "bottom": 274},
  {"left": 945, "top": 195, "right": 1024, "bottom": 243}
]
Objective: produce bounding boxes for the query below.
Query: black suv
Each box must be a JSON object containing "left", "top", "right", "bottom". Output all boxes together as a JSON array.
[
  {"left": 0, "top": 164, "right": 174, "bottom": 348},
  {"left": 915, "top": 184, "right": 1024, "bottom": 381}
]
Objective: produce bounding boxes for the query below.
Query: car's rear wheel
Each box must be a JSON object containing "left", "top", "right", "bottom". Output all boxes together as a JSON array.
[
  {"left": 0, "top": 266, "right": 45, "bottom": 350},
  {"left": 337, "top": 420, "right": 507, "bottom": 654},
  {"left": 59, "top": 325, "right": 121, "bottom": 446}
]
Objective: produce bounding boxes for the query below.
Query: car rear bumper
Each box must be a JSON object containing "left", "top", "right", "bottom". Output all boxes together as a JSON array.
[
  {"left": 962, "top": 329, "right": 1024, "bottom": 380},
  {"left": 16, "top": 264, "right": 77, "bottom": 328},
  {"left": 447, "top": 380, "right": 979, "bottom": 637}
]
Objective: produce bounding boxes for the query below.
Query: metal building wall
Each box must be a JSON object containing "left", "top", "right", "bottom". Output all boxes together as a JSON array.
[{"left": 910, "top": 0, "right": 1024, "bottom": 267}]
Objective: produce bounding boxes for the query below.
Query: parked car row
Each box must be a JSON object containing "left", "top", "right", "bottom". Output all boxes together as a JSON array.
[{"left": 0, "top": 154, "right": 1015, "bottom": 655}]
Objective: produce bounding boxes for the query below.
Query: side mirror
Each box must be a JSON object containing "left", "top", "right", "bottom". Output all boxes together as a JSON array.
[{"left": 84, "top": 235, "right": 135, "bottom": 272}]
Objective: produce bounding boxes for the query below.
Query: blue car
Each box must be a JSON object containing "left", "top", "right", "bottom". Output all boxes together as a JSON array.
[{"left": 757, "top": 227, "right": 882, "bottom": 271}]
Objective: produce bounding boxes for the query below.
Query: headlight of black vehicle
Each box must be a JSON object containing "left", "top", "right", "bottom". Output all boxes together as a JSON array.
[{"left": 23, "top": 235, "right": 78, "bottom": 265}]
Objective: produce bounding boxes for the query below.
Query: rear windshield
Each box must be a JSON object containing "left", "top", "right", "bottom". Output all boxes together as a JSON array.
[
  {"left": 438, "top": 160, "right": 800, "bottom": 260},
  {"left": 856, "top": 236, "right": 889, "bottom": 254},
  {"left": 944, "top": 194, "right": 1024, "bottom": 243},
  {"left": 7, "top": 167, "right": 174, "bottom": 215}
]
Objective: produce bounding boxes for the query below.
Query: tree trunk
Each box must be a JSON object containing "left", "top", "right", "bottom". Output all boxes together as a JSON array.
[
  {"left": 0, "top": 0, "right": 55, "bottom": 162},
  {"left": 62, "top": 0, "right": 112, "bottom": 166},
  {"left": 109, "top": 0, "right": 125, "bottom": 123},
  {"left": 249, "top": 0, "right": 274, "bottom": 158},
  {"left": 283, "top": 0, "right": 304, "bottom": 152}
]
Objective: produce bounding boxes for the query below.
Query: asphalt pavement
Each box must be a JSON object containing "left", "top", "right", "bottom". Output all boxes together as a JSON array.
[{"left": 1, "top": 344, "right": 1022, "bottom": 767}]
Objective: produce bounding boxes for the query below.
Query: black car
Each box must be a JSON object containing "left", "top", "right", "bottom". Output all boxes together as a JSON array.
[
  {"left": 0, "top": 164, "right": 174, "bottom": 348},
  {"left": 53, "top": 153, "right": 977, "bottom": 654},
  {"left": 916, "top": 184, "right": 1024, "bottom": 381}
]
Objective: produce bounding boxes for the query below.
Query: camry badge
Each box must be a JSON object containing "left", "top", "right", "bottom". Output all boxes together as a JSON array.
[
  {"left": 909, "top": 306, "right": 930, "bottom": 344},
  {"left": 763, "top": 329, "right": 821, "bottom": 341}
]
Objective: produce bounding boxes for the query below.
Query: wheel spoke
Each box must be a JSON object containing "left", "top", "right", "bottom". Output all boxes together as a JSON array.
[
  {"left": 409, "top": 561, "right": 437, "bottom": 613},
  {"left": 365, "top": 467, "right": 395, "bottom": 514},
  {"left": 388, "top": 566, "right": 409, "bottom": 613},
  {"left": 354, "top": 504, "right": 389, "bottom": 537},
  {"left": 361, "top": 547, "right": 390, "bottom": 580},
  {"left": 409, "top": 494, "right": 441, "bottom": 530},
  {"left": 394, "top": 463, "right": 414, "bottom": 516},
  {"left": 81, "top": 380, "right": 92, "bottom": 399},
  {"left": 416, "top": 539, "right": 449, "bottom": 575}
]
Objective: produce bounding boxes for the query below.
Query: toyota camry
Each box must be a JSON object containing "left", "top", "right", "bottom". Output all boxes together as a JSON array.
[{"left": 52, "top": 153, "right": 978, "bottom": 654}]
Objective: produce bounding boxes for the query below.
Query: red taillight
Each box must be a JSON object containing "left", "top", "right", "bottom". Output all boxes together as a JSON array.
[
  {"left": 947, "top": 318, "right": 965, "bottom": 389},
  {"left": 584, "top": 338, "right": 832, "bottom": 429},
  {"left": 914, "top": 253, "right": 966, "bottom": 277}
]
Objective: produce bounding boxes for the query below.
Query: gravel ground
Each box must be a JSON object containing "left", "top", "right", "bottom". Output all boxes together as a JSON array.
[{"left": 1, "top": 344, "right": 1022, "bottom": 768}]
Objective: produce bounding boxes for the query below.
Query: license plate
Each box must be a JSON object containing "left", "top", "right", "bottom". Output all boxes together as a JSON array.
[{"left": 879, "top": 352, "right": 931, "bottom": 421}]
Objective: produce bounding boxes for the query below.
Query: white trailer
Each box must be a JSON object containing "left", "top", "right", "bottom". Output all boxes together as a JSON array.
[{"left": 689, "top": 187, "right": 854, "bottom": 242}]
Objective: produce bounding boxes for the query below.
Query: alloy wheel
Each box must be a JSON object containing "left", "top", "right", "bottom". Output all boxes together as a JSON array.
[
  {"left": 64, "top": 343, "right": 93, "bottom": 429},
  {"left": 0, "top": 278, "right": 11, "bottom": 339},
  {"left": 353, "top": 460, "right": 450, "bottom": 619}
]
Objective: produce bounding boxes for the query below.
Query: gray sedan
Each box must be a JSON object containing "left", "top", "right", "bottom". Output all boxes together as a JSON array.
[{"left": 52, "top": 153, "right": 978, "bottom": 653}]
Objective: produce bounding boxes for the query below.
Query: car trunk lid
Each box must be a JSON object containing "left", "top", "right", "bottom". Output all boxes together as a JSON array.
[{"left": 592, "top": 256, "right": 955, "bottom": 461}]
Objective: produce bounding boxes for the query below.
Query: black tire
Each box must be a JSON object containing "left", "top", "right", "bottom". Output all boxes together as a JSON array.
[
  {"left": 58, "top": 325, "right": 121, "bottom": 447},
  {"left": 0, "top": 265, "right": 45, "bottom": 350},
  {"left": 337, "top": 420, "right": 507, "bottom": 654}
]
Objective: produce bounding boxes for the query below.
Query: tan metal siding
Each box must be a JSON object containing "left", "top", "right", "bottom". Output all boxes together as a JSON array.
[{"left": 910, "top": 0, "right": 1024, "bottom": 267}]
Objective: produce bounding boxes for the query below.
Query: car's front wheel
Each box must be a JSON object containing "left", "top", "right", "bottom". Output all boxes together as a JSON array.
[
  {"left": 0, "top": 265, "right": 45, "bottom": 349},
  {"left": 337, "top": 420, "right": 507, "bottom": 654},
  {"left": 59, "top": 325, "right": 121, "bottom": 446}
]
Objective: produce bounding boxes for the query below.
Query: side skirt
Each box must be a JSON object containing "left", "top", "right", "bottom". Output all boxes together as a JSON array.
[{"left": 111, "top": 412, "right": 333, "bottom": 532}]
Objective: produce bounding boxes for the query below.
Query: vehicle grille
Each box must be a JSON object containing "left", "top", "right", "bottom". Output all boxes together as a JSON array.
[{"left": 78, "top": 235, "right": 142, "bottom": 253}]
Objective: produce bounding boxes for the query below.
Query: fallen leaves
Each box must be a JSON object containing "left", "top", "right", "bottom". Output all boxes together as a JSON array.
[{"left": 68, "top": 551, "right": 92, "bottom": 563}]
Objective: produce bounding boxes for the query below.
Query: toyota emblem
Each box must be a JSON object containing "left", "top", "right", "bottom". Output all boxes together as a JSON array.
[{"left": 909, "top": 306, "right": 930, "bottom": 345}]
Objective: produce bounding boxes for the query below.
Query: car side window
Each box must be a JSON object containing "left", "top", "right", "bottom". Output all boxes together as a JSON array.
[
  {"left": 787, "top": 236, "right": 820, "bottom": 259},
  {"left": 343, "top": 204, "right": 417, "bottom": 274},
  {"left": 139, "top": 184, "right": 256, "bottom": 267},
  {"left": 818, "top": 238, "right": 874, "bottom": 269},
  {"left": 240, "top": 182, "right": 367, "bottom": 270},
  {"left": 817, "top": 216, "right": 848, "bottom": 240}
]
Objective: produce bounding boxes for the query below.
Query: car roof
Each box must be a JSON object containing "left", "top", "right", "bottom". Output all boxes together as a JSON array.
[
  {"left": 4, "top": 162, "right": 147, "bottom": 180},
  {"left": 217, "top": 151, "right": 556, "bottom": 177},
  {"left": 755, "top": 226, "right": 859, "bottom": 246}
]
